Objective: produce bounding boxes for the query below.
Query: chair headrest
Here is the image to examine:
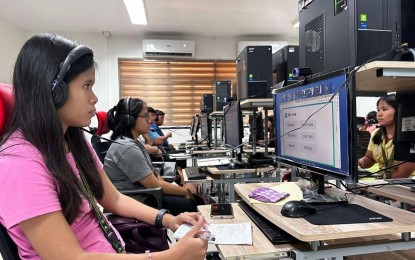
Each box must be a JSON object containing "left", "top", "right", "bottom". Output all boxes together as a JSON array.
[
  {"left": 0, "top": 83, "right": 14, "bottom": 136},
  {"left": 96, "top": 111, "right": 110, "bottom": 136}
]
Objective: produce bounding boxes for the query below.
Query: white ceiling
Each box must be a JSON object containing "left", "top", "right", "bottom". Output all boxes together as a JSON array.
[{"left": 0, "top": 0, "right": 299, "bottom": 39}]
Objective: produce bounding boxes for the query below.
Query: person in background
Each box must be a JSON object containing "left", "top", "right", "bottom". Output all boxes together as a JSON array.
[
  {"left": 142, "top": 106, "right": 163, "bottom": 158},
  {"left": 258, "top": 117, "right": 275, "bottom": 147},
  {"left": 104, "top": 98, "right": 199, "bottom": 215},
  {"left": 0, "top": 33, "right": 207, "bottom": 259},
  {"left": 358, "top": 94, "right": 415, "bottom": 179},
  {"left": 149, "top": 110, "right": 175, "bottom": 150},
  {"left": 359, "top": 111, "right": 378, "bottom": 133}
]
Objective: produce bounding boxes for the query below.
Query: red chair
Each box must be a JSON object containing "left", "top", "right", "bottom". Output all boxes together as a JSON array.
[
  {"left": 0, "top": 83, "right": 13, "bottom": 137},
  {"left": 0, "top": 83, "right": 20, "bottom": 260}
]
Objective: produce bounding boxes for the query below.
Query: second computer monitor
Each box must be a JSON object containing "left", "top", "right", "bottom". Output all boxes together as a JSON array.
[
  {"left": 224, "top": 101, "right": 243, "bottom": 160},
  {"left": 199, "top": 114, "right": 211, "bottom": 147}
]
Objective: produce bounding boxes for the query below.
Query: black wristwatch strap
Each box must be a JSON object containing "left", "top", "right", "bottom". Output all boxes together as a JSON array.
[{"left": 155, "top": 209, "right": 170, "bottom": 228}]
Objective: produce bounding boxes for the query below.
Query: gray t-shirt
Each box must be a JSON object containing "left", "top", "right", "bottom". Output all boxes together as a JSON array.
[{"left": 104, "top": 137, "right": 154, "bottom": 201}]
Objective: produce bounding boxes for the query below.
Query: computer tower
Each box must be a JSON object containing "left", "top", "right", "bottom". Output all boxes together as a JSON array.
[
  {"left": 214, "top": 81, "right": 231, "bottom": 111},
  {"left": 272, "top": 45, "right": 299, "bottom": 87},
  {"left": 401, "top": 0, "right": 415, "bottom": 49},
  {"left": 236, "top": 46, "right": 272, "bottom": 100},
  {"left": 299, "top": 0, "right": 401, "bottom": 76},
  {"left": 201, "top": 94, "right": 213, "bottom": 113}
]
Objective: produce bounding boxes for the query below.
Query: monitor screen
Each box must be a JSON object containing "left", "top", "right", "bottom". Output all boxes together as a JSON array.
[
  {"left": 189, "top": 116, "right": 196, "bottom": 136},
  {"left": 224, "top": 102, "right": 243, "bottom": 149},
  {"left": 273, "top": 68, "right": 355, "bottom": 181},
  {"left": 200, "top": 114, "right": 211, "bottom": 143},
  {"left": 191, "top": 115, "right": 200, "bottom": 139}
]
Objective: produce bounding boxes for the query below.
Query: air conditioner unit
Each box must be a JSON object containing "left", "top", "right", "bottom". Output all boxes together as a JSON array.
[{"left": 142, "top": 39, "right": 195, "bottom": 59}]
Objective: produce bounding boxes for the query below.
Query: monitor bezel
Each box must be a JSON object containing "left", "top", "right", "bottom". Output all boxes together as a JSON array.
[{"left": 273, "top": 67, "right": 358, "bottom": 183}]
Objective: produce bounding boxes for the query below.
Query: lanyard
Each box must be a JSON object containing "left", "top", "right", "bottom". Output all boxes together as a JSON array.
[
  {"left": 77, "top": 165, "right": 126, "bottom": 254},
  {"left": 380, "top": 142, "right": 394, "bottom": 179}
]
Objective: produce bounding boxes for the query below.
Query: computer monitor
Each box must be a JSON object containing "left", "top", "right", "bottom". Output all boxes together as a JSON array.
[
  {"left": 224, "top": 101, "right": 243, "bottom": 162},
  {"left": 199, "top": 113, "right": 211, "bottom": 148},
  {"left": 191, "top": 115, "right": 200, "bottom": 142},
  {"left": 248, "top": 112, "right": 264, "bottom": 145},
  {"left": 273, "top": 68, "right": 357, "bottom": 195}
]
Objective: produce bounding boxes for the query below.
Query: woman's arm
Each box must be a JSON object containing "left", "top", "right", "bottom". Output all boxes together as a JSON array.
[
  {"left": 144, "top": 144, "right": 162, "bottom": 157},
  {"left": 392, "top": 162, "right": 415, "bottom": 178},
  {"left": 358, "top": 150, "right": 376, "bottom": 169},
  {"left": 138, "top": 171, "right": 193, "bottom": 199}
]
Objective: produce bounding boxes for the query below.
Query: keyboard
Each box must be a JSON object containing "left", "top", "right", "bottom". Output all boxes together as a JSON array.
[
  {"left": 237, "top": 200, "right": 298, "bottom": 244},
  {"left": 184, "top": 166, "right": 207, "bottom": 180}
]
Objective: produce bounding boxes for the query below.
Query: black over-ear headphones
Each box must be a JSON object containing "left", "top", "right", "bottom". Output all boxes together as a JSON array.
[
  {"left": 124, "top": 97, "right": 136, "bottom": 128},
  {"left": 51, "top": 45, "right": 93, "bottom": 109}
]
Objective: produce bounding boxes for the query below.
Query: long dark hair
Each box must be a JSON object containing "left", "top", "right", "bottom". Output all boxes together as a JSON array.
[
  {"left": 107, "top": 97, "right": 145, "bottom": 140},
  {"left": 372, "top": 94, "right": 397, "bottom": 145},
  {"left": 0, "top": 33, "right": 103, "bottom": 224}
]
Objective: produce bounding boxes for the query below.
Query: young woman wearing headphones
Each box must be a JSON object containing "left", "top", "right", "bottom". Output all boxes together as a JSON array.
[
  {"left": 104, "top": 97, "right": 199, "bottom": 216},
  {"left": 0, "top": 33, "right": 207, "bottom": 259},
  {"left": 358, "top": 94, "right": 415, "bottom": 179}
]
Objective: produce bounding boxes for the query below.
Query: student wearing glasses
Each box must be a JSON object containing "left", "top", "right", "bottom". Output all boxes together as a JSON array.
[{"left": 104, "top": 98, "right": 198, "bottom": 215}]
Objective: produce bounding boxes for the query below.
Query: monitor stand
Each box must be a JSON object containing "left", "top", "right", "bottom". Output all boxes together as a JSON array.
[{"left": 301, "top": 173, "right": 348, "bottom": 205}]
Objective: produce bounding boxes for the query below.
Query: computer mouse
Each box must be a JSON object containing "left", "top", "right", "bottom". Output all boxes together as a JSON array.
[{"left": 281, "top": 200, "right": 316, "bottom": 218}]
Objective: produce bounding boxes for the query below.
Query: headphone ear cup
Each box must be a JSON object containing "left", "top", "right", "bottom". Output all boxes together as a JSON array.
[
  {"left": 52, "top": 81, "right": 68, "bottom": 109},
  {"left": 125, "top": 115, "right": 136, "bottom": 128}
]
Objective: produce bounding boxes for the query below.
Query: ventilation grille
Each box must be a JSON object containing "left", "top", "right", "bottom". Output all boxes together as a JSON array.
[
  {"left": 305, "top": 12, "right": 325, "bottom": 75},
  {"left": 144, "top": 52, "right": 194, "bottom": 58}
]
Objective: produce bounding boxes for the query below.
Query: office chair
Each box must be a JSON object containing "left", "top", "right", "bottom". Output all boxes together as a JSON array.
[
  {"left": 91, "top": 111, "right": 164, "bottom": 209},
  {"left": 356, "top": 116, "right": 365, "bottom": 130},
  {"left": 0, "top": 83, "right": 20, "bottom": 260},
  {"left": 356, "top": 130, "right": 371, "bottom": 159}
]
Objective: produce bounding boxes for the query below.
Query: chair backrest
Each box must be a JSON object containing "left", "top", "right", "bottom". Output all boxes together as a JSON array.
[
  {"left": 92, "top": 141, "right": 112, "bottom": 164},
  {"left": 356, "top": 130, "right": 371, "bottom": 159},
  {"left": 0, "top": 83, "right": 14, "bottom": 137},
  {"left": 0, "top": 84, "right": 20, "bottom": 259},
  {"left": 356, "top": 116, "right": 365, "bottom": 129},
  {"left": 96, "top": 111, "right": 110, "bottom": 136}
]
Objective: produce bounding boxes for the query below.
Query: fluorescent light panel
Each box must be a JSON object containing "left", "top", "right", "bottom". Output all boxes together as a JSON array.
[{"left": 123, "top": 0, "right": 147, "bottom": 25}]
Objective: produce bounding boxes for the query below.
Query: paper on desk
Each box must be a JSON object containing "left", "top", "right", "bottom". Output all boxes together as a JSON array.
[
  {"left": 173, "top": 222, "right": 252, "bottom": 245},
  {"left": 249, "top": 182, "right": 303, "bottom": 205}
]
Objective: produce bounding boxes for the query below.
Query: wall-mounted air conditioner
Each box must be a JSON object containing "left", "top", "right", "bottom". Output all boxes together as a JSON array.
[{"left": 142, "top": 39, "right": 195, "bottom": 59}]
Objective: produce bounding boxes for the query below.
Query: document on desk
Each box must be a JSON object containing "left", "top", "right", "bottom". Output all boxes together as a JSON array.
[
  {"left": 173, "top": 222, "right": 252, "bottom": 245},
  {"left": 197, "top": 157, "right": 231, "bottom": 167}
]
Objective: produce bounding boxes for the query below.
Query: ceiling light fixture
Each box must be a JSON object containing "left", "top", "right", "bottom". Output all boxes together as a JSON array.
[
  {"left": 292, "top": 18, "right": 300, "bottom": 28},
  {"left": 123, "top": 0, "right": 147, "bottom": 25}
]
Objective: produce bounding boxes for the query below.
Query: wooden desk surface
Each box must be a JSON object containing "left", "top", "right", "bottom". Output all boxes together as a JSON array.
[
  {"left": 235, "top": 182, "right": 415, "bottom": 242},
  {"left": 191, "top": 149, "right": 229, "bottom": 155},
  {"left": 240, "top": 98, "right": 274, "bottom": 110},
  {"left": 244, "top": 147, "right": 275, "bottom": 153},
  {"left": 358, "top": 180, "right": 415, "bottom": 206},
  {"left": 207, "top": 165, "right": 274, "bottom": 175},
  {"left": 198, "top": 203, "right": 306, "bottom": 260},
  {"left": 356, "top": 61, "right": 415, "bottom": 93}
]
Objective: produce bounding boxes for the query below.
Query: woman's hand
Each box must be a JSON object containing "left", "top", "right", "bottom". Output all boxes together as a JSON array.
[
  {"left": 165, "top": 212, "right": 202, "bottom": 231},
  {"left": 170, "top": 215, "right": 208, "bottom": 260}
]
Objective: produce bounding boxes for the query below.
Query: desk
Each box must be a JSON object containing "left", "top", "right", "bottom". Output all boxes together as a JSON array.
[
  {"left": 207, "top": 166, "right": 276, "bottom": 202},
  {"left": 235, "top": 182, "right": 415, "bottom": 259},
  {"left": 244, "top": 147, "right": 275, "bottom": 154},
  {"left": 198, "top": 203, "right": 304, "bottom": 260},
  {"left": 358, "top": 180, "right": 415, "bottom": 210}
]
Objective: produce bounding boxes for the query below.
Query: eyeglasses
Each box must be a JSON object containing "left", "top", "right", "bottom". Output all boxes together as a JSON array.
[{"left": 137, "top": 112, "right": 150, "bottom": 123}]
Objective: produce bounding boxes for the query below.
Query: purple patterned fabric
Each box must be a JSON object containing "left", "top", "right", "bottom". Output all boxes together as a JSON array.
[{"left": 248, "top": 187, "right": 290, "bottom": 203}]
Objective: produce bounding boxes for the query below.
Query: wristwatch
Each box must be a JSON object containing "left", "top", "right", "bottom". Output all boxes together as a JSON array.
[{"left": 155, "top": 209, "right": 170, "bottom": 228}]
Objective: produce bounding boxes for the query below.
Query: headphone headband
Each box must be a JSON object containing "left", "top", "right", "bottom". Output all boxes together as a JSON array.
[
  {"left": 51, "top": 45, "right": 93, "bottom": 109},
  {"left": 51, "top": 45, "right": 93, "bottom": 92}
]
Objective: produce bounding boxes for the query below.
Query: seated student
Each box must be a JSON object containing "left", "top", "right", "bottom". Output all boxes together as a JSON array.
[
  {"left": 142, "top": 106, "right": 163, "bottom": 158},
  {"left": 359, "top": 111, "right": 378, "bottom": 133},
  {"left": 104, "top": 98, "right": 199, "bottom": 215},
  {"left": 0, "top": 33, "right": 207, "bottom": 259},
  {"left": 358, "top": 94, "right": 415, "bottom": 179},
  {"left": 149, "top": 110, "right": 175, "bottom": 150}
]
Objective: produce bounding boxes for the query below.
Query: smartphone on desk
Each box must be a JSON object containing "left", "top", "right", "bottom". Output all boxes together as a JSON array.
[{"left": 210, "top": 203, "right": 234, "bottom": 219}]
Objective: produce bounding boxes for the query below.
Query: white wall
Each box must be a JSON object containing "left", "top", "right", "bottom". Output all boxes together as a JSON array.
[{"left": 0, "top": 15, "right": 26, "bottom": 83}]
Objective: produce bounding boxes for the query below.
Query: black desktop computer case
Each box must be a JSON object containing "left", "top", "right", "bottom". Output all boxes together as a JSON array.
[
  {"left": 236, "top": 46, "right": 273, "bottom": 100},
  {"left": 272, "top": 45, "right": 299, "bottom": 87},
  {"left": 201, "top": 94, "right": 213, "bottom": 113},
  {"left": 299, "top": 0, "right": 402, "bottom": 76},
  {"left": 214, "top": 80, "right": 231, "bottom": 111}
]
